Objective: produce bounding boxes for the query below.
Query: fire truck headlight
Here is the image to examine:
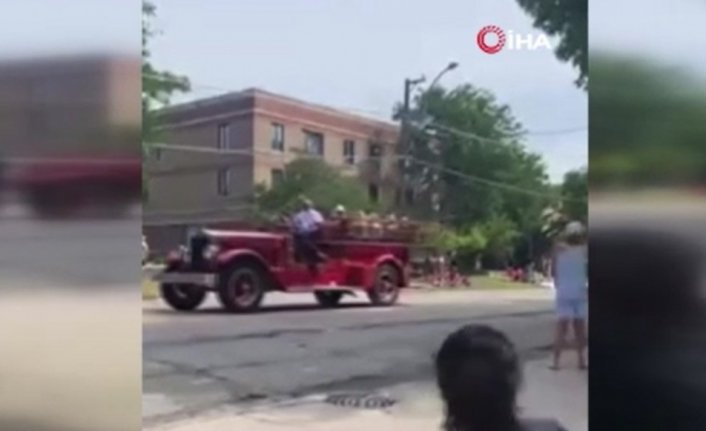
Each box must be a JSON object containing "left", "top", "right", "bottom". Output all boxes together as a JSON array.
[{"left": 204, "top": 244, "right": 220, "bottom": 261}]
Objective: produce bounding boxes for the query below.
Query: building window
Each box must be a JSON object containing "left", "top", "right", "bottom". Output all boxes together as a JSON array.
[
  {"left": 304, "top": 130, "right": 324, "bottom": 156},
  {"left": 271, "top": 169, "right": 284, "bottom": 187},
  {"left": 368, "top": 183, "right": 379, "bottom": 203},
  {"left": 217, "top": 168, "right": 230, "bottom": 196},
  {"left": 343, "top": 140, "right": 356, "bottom": 165},
  {"left": 217, "top": 123, "right": 231, "bottom": 149},
  {"left": 271, "top": 123, "right": 284, "bottom": 152},
  {"left": 369, "top": 142, "right": 383, "bottom": 159}
]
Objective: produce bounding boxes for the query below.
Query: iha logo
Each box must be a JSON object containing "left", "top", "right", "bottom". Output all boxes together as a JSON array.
[{"left": 477, "top": 25, "right": 552, "bottom": 54}]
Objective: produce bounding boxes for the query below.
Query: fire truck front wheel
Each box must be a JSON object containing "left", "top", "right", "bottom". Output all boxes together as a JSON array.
[
  {"left": 161, "top": 284, "right": 207, "bottom": 311},
  {"left": 218, "top": 263, "right": 266, "bottom": 313},
  {"left": 368, "top": 263, "right": 401, "bottom": 306}
]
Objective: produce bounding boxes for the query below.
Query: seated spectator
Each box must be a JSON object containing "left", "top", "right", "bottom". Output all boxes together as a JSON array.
[{"left": 435, "top": 324, "right": 568, "bottom": 431}]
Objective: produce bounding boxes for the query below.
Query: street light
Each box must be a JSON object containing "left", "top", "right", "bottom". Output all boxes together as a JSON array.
[
  {"left": 398, "top": 62, "right": 458, "bottom": 213},
  {"left": 415, "top": 61, "right": 459, "bottom": 125},
  {"left": 427, "top": 61, "right": 459, "bottom": 92}
]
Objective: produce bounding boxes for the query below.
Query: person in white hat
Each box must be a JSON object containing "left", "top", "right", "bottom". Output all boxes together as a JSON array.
[
  {"left": 332, "top": 204, "right": 346, "bottom": 220},
  {"left": 550, "top": 220, "right": 588, "bottom": 370}
]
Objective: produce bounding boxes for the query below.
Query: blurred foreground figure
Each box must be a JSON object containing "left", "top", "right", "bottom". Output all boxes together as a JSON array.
[
  {"left": 436, "top": 324, "right": 568, "bottom": 431},
  {"left": 591, "top": 226, "right": 706, "bottom": 430},
  {"left": 0, "top": 54, "right": 140, "bottom": 218}
]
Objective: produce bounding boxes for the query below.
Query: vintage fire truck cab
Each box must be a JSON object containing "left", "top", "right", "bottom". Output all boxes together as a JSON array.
[{"left": 155, "top": 226, "right": 411, "bottom": 312}]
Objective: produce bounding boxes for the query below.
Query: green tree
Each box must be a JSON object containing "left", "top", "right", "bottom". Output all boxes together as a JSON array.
[
  {"left": 142, "top": 1, "right": 190, "bottom": 195},
  {"left": 516, "top": 0, "right": 588, "bottom": 89},
  {"left": 410, "top": 85, "right": 551, "bottom": 236},
  {"left": 561, "top": 167, "right": 587, "bottom": 221},
  {"left": 480, "top": 215, "right": 521, "bottom": 266},
  {"left": 427, "top": 224, "right": 486, "bottom": 255},
  {"left": 400, "top": 84, "right": 552, "bottom": 267},
  {"left": 252, "top": 158, "right": 374, "bottom": 220}
]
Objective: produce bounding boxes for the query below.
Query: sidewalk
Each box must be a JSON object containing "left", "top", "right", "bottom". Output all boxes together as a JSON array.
[{"left": 146, "top": 357, "right": 587, "bottom": 431}]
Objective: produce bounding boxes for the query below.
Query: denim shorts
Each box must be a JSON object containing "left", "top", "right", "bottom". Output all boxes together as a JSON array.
[{"left": 555, "top": 297, "right": 588, "bottom": 319}]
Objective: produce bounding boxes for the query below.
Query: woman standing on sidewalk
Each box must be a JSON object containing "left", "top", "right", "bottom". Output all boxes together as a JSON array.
[{"left": 550, "top": 221, "right": 588, "bottom": 370}]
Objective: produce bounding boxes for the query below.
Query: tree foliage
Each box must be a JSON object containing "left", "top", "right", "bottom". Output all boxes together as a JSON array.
[
  {"left": 480, "top": 215, "right": 521, "bottom": 264},
  {"left": 142, "top": 1, "right": 190, "bottom": 147},
  {"left": 560, "top": 167, "right": 587, "bottom": 222},
  {"left": 142, "top": 1, "right": 190, "bottom": 198},
  {"left": 427, "top": 224, "right": 487, "bottom": 254},
  {"left": 252, "top": 158, "right": 374, "bottom": 220},
  {"left": 403, "top": 84, "right": 553, "bottom": 266},
  {"left": 516, "top": 0, "right": 588, "bottom": 89},
  {"left": 411, "top": 85, "right": 551, "bottom": 234},
  {"left": 540, "top": 168, "right": 586, "bottom": 240}
]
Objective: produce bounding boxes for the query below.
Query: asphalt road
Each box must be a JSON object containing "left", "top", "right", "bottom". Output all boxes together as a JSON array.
[{"left": 143, "top": 290, "right": 555, "bottom": 425}]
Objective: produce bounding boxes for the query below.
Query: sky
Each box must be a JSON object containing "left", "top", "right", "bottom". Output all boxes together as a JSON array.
[
  {"left": 3, "top": 0, "right": 703, "bottom": 182},
  {"left": 147, "top": 0, "right": 587, "bottom": 182}
]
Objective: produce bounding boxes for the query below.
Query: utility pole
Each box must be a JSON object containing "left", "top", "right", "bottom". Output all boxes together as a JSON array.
[
  {"left": 397, "top": 62, "right": 458, "bottom": 216},
  {"left": 398, "top": 76, "right": 424, "bottom": 212},
  {"left": 429, "top": 136, "right": 442, "bottom": 222}
]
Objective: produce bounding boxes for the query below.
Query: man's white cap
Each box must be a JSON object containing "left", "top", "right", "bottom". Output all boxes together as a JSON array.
[
  {"left": 334, "top": 204, "right": 345, "bottom": 213},
  {"left": 565, "top": 221, "right": 585, "bottom": 235}
]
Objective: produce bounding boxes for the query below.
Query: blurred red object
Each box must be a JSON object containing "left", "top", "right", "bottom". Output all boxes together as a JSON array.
[{"left": 4, "top": 156, "right": 140, "bottom": 217}]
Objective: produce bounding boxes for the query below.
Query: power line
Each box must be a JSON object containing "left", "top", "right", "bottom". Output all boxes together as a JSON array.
[
  {"left": 411, "top": 158, "right": 583, "bottom": 203},
  {"left": 426, "top": 122, "right": 586, "bottom": 146},
  {"left": 525, "top": 126, "right": 587, "bottom": 136},
  {"left": 143, "top": 72, "right": 587, "bottom": 137},
  {"left": 145, "top": 143, "right": 582, "bottom": 203}
]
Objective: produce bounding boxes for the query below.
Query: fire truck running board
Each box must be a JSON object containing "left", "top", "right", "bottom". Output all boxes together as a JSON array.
[{"left": 287, "top": 285, "right": 359, "bottom": 295}]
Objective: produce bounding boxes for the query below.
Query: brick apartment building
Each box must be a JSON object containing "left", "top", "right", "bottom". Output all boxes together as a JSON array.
[
  {"left": 0, "top": 53, "right": 140, "bottom": 158},
  {"left": 144, "top": 88, "right": 400, "bottom": 252}
]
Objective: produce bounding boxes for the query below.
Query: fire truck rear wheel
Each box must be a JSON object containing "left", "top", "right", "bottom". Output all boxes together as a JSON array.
[
  {"left": 368, "top": 263, "right": 401, "bottom": 306},
  {"left": 218, "top": 263, "right": 266, "bottom": 313},
  {"left": 161, "top": 284, "right": 207, "bottom": 311},
  {"left": 314, "top": 291, "right": 344, "bottom": 307}
]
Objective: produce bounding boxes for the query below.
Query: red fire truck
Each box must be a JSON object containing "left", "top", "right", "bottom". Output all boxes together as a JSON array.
[
  {"left": 2, "top": 156, "right": 140, "bottom": 217},
  {"left": 154, "top": 221, "right": 417, "bottom": 312}
]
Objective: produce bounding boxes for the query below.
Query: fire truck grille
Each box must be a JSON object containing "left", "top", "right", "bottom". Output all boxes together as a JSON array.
[{"left": 189, "top": 235, "right": 208, "bottom": 269}]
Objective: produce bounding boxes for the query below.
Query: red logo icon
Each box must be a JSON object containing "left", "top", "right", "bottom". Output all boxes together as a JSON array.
[{"left": 477, "top": 25, "right": 506, "bottom": 54}]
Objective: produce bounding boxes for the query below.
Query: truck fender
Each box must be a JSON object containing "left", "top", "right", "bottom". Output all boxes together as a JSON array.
[{"left": 216, "top": 249, "right": 270, "bottom": 271}]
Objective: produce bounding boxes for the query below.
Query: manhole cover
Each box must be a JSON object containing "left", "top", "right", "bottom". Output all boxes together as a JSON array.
[{"left": 324, "top": 393, "right": 397, "bottom": 410}]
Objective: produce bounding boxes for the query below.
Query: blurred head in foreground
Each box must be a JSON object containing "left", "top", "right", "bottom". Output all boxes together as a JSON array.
[{"left": 435, "top": 324, "right": 521, "bottom": 431}]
